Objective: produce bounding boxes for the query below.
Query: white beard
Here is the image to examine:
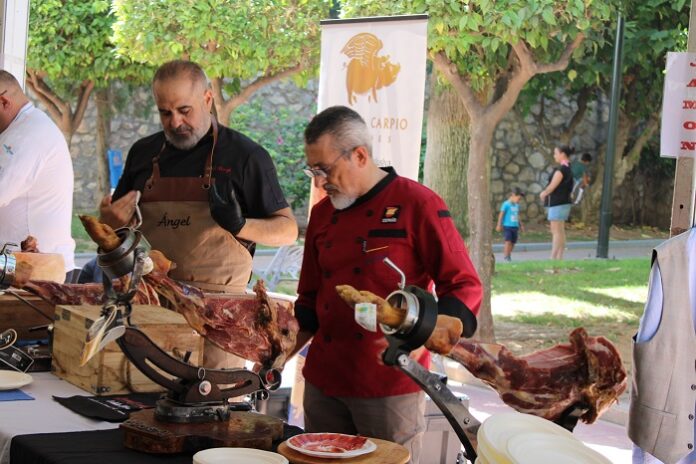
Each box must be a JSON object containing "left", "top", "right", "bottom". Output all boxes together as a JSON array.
[{"left": 329, "top": 192, "right": 357, "bottom": 210}]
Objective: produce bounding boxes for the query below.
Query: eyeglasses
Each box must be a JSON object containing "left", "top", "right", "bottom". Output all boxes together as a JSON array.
[{"left": 303, "top": 147, "right": 356, "bottom": 179}]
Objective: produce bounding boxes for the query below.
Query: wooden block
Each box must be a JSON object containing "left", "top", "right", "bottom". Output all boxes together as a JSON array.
[
  {"left": 14, "top": 252, "right": 65, "bottom": 283},
  {"left": 0, "top": 292, "right": 54, "bottom": 340},
  {"left": 121, "top": 409, "right": 283, "bottom": 453},
  {"left": 51, "top": 304, "right": 204, "bottom": 395}
]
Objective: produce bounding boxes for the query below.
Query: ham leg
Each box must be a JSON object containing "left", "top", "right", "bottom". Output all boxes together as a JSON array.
[{"left": 448, "top": 327, "right": 627, "bottom": 423}]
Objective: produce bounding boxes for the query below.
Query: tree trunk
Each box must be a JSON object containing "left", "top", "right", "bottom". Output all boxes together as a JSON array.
[
  {"left": 95, "top": 87, "right": 112, "bottom": 203},
  {"left": 468, "top": 118, "right": 496, "bottom": 342},
  {"left": 423, "top": 84, "right": 470, "bottom": 238}
]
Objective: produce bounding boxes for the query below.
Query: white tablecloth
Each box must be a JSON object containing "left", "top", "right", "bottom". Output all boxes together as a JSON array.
[{"left": 0, "top": 372, "right": 117, "bottom": 464}]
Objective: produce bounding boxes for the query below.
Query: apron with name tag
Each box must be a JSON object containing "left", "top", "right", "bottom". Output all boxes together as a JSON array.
[{"left": 139, "top": 119, "right": 251, "bottom": 367}]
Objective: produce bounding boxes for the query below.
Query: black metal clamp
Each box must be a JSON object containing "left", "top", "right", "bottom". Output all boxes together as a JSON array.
[{"left": 379, "top": 258, "right": 480, "bottom": 463}]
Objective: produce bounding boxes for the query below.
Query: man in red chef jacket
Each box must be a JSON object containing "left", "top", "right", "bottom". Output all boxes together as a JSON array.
[{"left": 292, "top": 106, "right": 482, "bottom": 463}]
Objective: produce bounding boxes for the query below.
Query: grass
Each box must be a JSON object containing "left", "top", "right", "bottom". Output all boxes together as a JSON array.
[
  {"left": 492, "top": 258, "right": 650, "bottom": 326},
  {"left": 491, "top": 257, "right": 651, "bottom": 358}
]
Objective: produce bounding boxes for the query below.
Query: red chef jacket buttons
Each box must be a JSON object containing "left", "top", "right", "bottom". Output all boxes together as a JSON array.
[
  {"left": 325, "top": 241, "right": 332, "bottom": 248},
  {"left": 355, "top": 332, "right": 364, "bottom": 340},
  {"left": 366, "top": 210, "right": 374, "bottom": 217},
  {"left": 353, "top": 267, "right": 361, "bottom": 274},
  {"left": 323, "top": 271, "right": 331, "bottom": 278},
  {"left": 324, "top": 335, "right": 332, "bottom": 343},
  {"left": 331, "top": 216, "right": 338, "bottom": 224}
]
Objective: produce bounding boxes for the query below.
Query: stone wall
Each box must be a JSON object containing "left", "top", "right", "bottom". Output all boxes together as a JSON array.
[{"left": 490, "top": 97, "right": 608, "bottom": 224}]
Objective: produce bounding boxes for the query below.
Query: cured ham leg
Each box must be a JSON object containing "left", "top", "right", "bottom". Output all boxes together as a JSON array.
[
  {"left": 79, "top": 215, "right": 122, "bottom": 252},
  {"left": 448, "top": 328, "right": 627, "bottom": 424},
  {"left": 335, "top": 284, "right": 463, "bottom": 355},
  {"left": 22, "top": 248, "right": 298, "bottom": 368}
]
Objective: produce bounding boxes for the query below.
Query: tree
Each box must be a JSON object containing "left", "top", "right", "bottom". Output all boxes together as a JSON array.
[
  {"left": 583, "top": 0, "right": 687, "bottom": 221},
  {"left": 343, "top": 0, "right": 614, "bottom": 341},
  {"left": 520, "top": 0, "right": 688, "bottom": 225},
  {"left": 27, "top": 0, "right": 150, "bottom": 199},
  {"left": 112, "top": 0, "right": 331, "bottom": 125}
]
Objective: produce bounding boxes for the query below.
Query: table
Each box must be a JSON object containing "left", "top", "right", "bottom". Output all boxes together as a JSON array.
[
  {"left": 0, "top": 372, "right": 117, "bottom": 464},
  {"left": 277, "top": 438, "right": 410, "bottom": 464},
  {"left": 1, "top": 372, "right": 302, "bottom": 464}
]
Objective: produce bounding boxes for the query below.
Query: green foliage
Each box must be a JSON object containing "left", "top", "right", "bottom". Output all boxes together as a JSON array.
[
  {"left": 27, "top": 0, "right": 150, "bottom": 96},
  {"left": 521, "top": 0, "right": 688, "bottom": 119},
  {"left": 112, "top": 0, "right": 331, "bottom": 85},
  {"left": 342, "top": 0, "right": 614, "bottom": 94},
  {"left": 229, "top": 100, "right": 314, "bottom": 210}
]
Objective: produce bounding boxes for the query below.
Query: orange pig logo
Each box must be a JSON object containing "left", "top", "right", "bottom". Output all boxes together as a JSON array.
[{"left": 341, "top": 33, "right": 400, "bottom": 106}]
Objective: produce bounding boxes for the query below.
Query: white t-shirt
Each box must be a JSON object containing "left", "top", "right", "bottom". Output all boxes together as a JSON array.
[{"left": 0, "top": 102, "right": 75, "bottom": 271}]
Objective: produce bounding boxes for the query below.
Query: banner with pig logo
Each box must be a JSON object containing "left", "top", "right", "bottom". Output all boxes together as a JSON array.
[{"left": 318, "top": 15, "right": 428, "bottom": 181}]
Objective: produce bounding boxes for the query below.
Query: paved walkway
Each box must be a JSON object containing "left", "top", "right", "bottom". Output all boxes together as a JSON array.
[
  {"left": 492, "top": 238, "right": 662, "bottom": 262},
  {"left": 75, "top": 238, "right": 664, "bottom": 270}
]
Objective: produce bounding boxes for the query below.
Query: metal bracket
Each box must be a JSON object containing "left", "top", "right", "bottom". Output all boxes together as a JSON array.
[{"left": 395, "top": 354, "right": 479, "bottom": 462}]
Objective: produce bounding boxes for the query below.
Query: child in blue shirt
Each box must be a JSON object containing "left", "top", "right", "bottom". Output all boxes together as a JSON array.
[{"left": 496, "top": 188, "right": 524, "bottom": 262}]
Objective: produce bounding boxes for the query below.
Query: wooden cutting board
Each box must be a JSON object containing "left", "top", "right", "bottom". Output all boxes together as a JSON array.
[
  {"left": 277, "top": 438, "right": 410, "bottom": 464},
  {"left": 121, "top": 409, "right": 283, "bottom": 453}
]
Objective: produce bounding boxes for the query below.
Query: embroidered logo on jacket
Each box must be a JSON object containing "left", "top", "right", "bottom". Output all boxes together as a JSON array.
[
  {"left": 157, "top": 213, "right": 191, "bottom": 229},
  {"left": 2, "top": 144, "right": 14, "bottom": 156},
  {"left": 381, "top": 206, "right": 401, "bottom": 223}
]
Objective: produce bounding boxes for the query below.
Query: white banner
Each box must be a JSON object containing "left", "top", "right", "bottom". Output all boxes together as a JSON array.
[
  {"left": 661, "top": 51, "right": 696, "bottom": 158},
  {"left": 318, "top": 15, "right": 428, "bottom": 181},
  {"left": 0, "top": 0, "right": 30, "bottom": 90}
]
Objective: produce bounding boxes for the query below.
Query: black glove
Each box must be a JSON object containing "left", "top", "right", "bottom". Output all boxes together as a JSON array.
[
  {"left": 438, "top": 295, "right": 477, "bottom": 338},
  {"left": 209, "top": 179, "right": 246, "bottom": 235}
]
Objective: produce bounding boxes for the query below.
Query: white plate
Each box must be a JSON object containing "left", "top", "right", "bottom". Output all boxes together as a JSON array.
[
  {"left": 0, "top": 371, "right": 32, "bottom": 390},
  {"left": 506, "top": 433, "right": 612, "bottom": 464},
  {"left": 193, "top": 447, "right": 288, "bottom": 464},
  {"left": 286, "top": 433, "right": 377, "bottom": 459},
  {"left": 477, "top": 412, "right": 574, "bottom": 464}
]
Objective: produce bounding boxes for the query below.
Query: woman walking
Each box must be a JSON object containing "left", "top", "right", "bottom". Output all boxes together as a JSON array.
[{"left": 540, "top": 145, "right": 574, "bottom": 259}]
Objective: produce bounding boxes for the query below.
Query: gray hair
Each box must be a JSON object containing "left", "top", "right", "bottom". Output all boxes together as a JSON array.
[
  {"left": 152, "top": 60, "right": 209, "bottom": 90},
  {"left": 304, "top": 106, "right": 372, "bottom": 156}
]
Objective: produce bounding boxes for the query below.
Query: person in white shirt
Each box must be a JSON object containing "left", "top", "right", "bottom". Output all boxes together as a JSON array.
[{"left": 0, "top": 70, "right": 75, "bottom": 273}]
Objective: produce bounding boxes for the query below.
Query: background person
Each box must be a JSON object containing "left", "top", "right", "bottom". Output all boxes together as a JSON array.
[
  {"left": 496, "top": 187, "right": 524, "bottom": 262},
  {"left": 570, "top": 152, "right": 592, "bottom": 205},
  {"left": 291, "top": 106, "right": 482, "bottom": 464},
  {"left": 540, "top": 145, "right": 574, "bottom": 260},
  {"left": 99, "top": 60, "right": 297, "bottom": 367},
  {"left": 0, "top": 70, "right": 75, "bottom": 276}
]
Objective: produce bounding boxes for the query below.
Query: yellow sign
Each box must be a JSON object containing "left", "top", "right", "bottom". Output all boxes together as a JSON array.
[{"left": 341, "top": 33, "right": 400, "bottom": 106}]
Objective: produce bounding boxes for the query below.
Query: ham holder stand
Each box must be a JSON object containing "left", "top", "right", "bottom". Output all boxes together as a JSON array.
[
  {"left": 378, "top": 258, "right": 590, "bottom": 464},
  {"left": 89, "top": 214, "right": 283, "bottom": 453}
]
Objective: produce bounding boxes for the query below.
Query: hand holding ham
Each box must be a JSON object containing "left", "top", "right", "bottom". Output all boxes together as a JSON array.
[
  {"left": 336, "top": 285, "right": 463, "bottom": 355},
  {"left": 98, "top": 190, "right": 139, "bottom": 230}
]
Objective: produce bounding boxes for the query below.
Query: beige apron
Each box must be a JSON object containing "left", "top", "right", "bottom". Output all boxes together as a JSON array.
[{"left": 139, "top": 118, "right": 250, "bottom": 368}]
